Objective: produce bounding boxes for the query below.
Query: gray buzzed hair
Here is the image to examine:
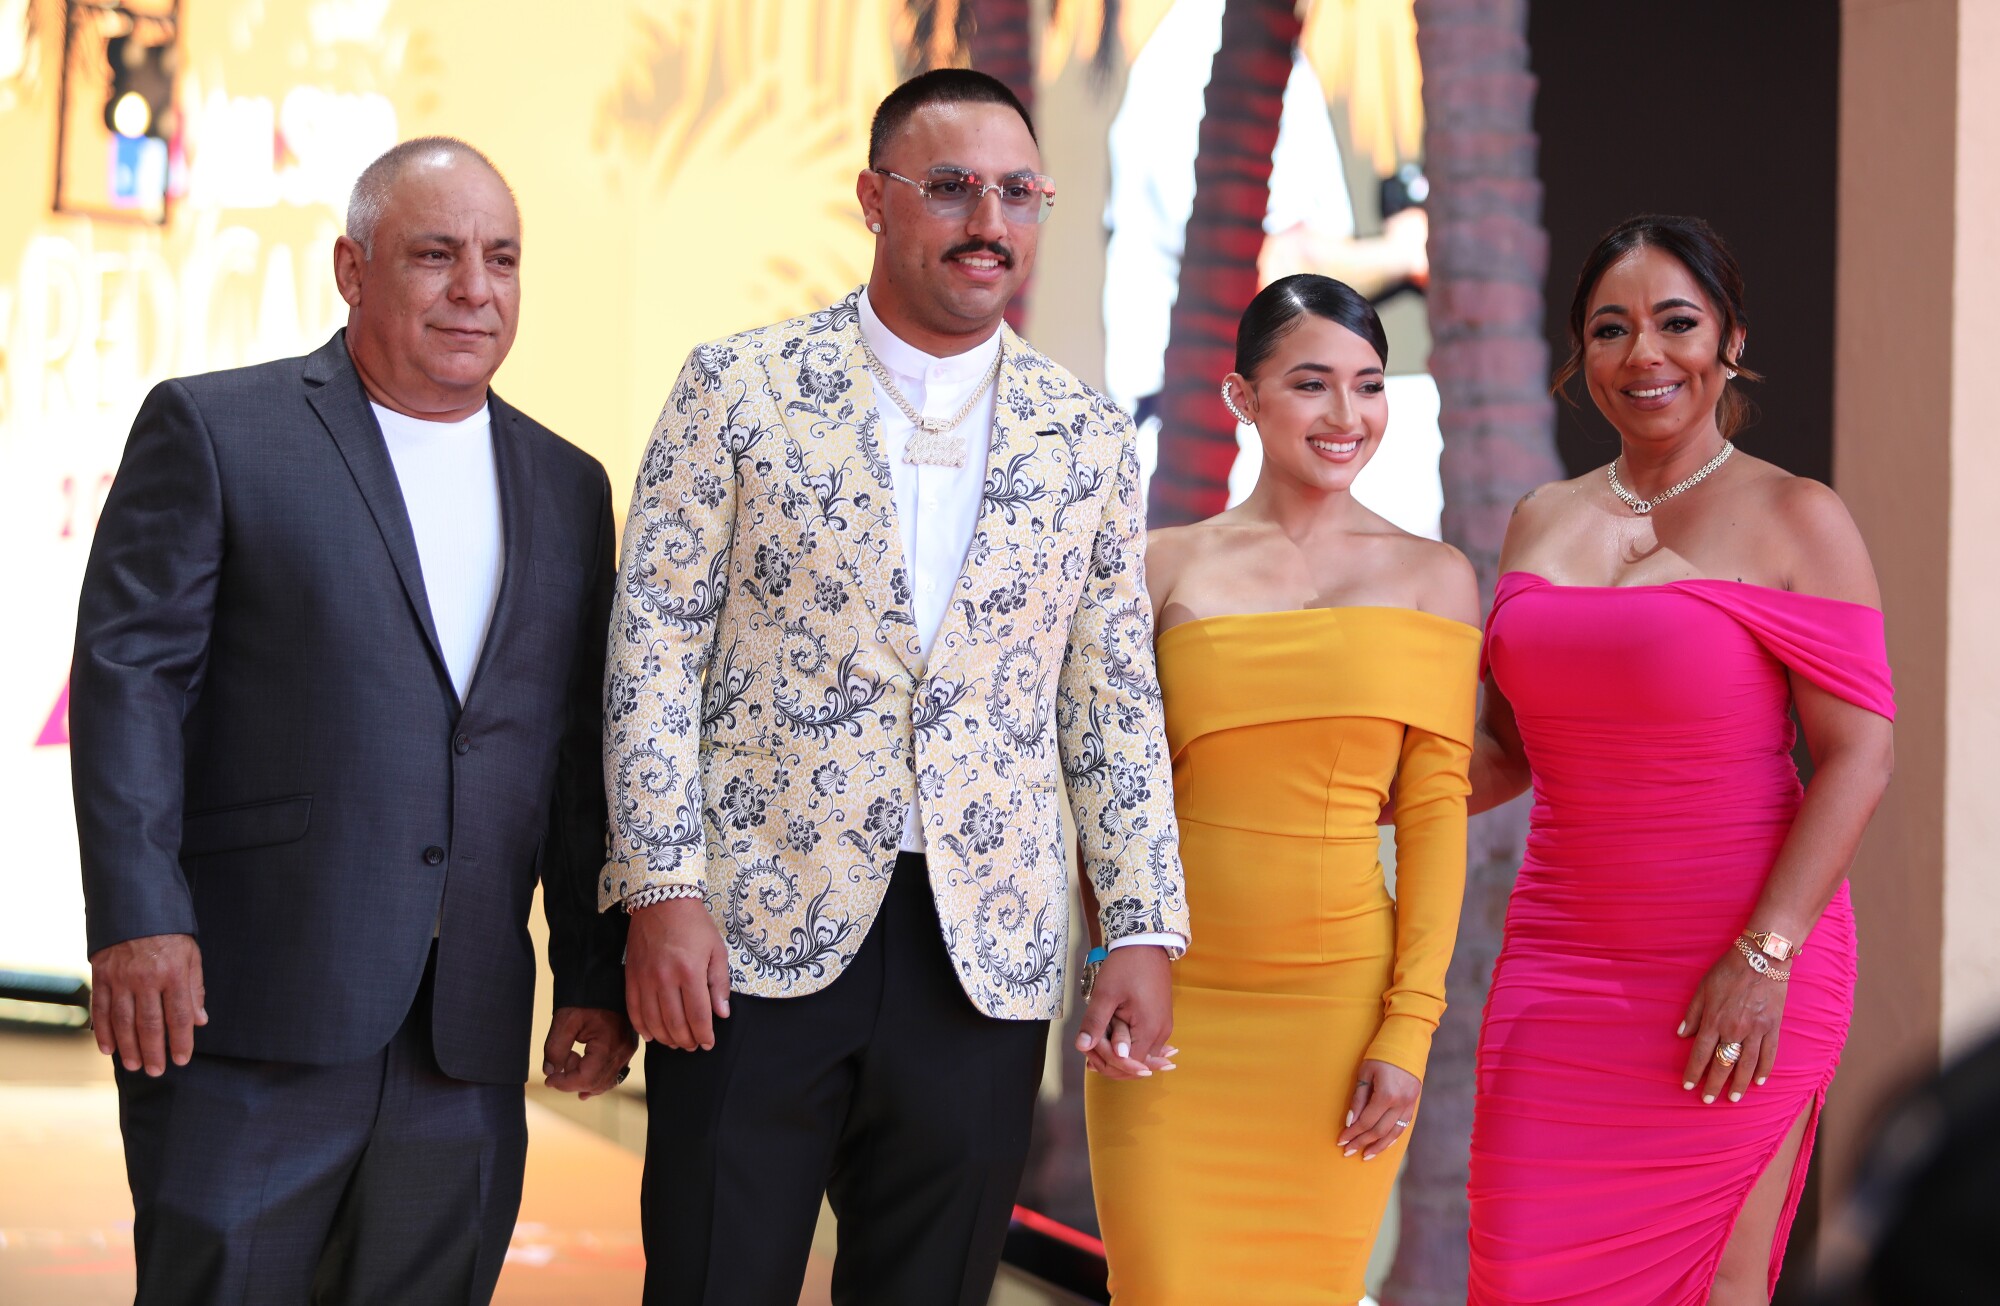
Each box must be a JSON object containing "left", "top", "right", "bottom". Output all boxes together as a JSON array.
[{"left": 344, "top": 136, "right": 517, "bottom": 256}]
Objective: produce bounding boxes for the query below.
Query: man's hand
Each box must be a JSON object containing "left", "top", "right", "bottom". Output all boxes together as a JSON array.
[
  {"left": 89, "top": 933, "right": 206, "bottom": 1076},
  {"left": 542, "top": 1006, "right": 639, "bottom": 1099},
  {"left": 625, "top": 898, "right": 732, "bottom": 1051},
  {"left": 1074, "top": 944, "right": 1174, "bottom": 1080}
]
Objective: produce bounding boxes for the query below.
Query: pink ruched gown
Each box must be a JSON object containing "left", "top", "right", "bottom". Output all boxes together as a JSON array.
[{"left": 1468, "top": 573, "right": 1895, "bottom": 1304}]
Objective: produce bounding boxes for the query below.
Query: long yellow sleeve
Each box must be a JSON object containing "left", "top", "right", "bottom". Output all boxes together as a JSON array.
[{"left": 1363, "top": 723, "right": 1472, "bottom": 1079}]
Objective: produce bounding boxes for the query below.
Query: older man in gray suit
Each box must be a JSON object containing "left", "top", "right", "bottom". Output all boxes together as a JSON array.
[{"left": 71, "top": 137, "right": 634, "bottom": 1305}]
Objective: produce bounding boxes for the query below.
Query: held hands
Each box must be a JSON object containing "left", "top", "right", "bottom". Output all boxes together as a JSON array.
[
  {"left": 1339, "top": 1059, "right": 1420, "bottom": 1161},
  {"left": 542, "top": 1007, "right": 639, "bottom": 1099},
  {"left": 1678, "top": 946, "right": 1787, "bottom": 1103},
  {"left": 625, "top": 897, "right": 732, "bottom": 1051},
  {"left": 1075, "top": 944, "right": 1175, "bottom": 1080},
  {"left": 89, "top": 932, "right": 207, "bottom": 1076}
]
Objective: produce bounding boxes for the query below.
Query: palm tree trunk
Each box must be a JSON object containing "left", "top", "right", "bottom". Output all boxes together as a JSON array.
[
  {"left": 1146, "top": 0, "right": 1301, "bottom": 528},
  {"left": 966, "top": 0, "right": 1038, "bottom": 331},
  {"left": 1380, "top": 2, "right": 1563, "bottom": 1302}
]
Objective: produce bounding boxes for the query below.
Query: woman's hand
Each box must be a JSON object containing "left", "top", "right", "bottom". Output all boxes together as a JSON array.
[
  {"left": 1678, "top": 946, "right": 1788, "bottom": 1103},
  {"left": 1338, "top": 1059, "right": 1420, "bottom": 1160}
]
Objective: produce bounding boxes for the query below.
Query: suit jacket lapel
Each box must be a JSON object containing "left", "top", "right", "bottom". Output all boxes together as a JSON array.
[
  {"left": 778, "top": 300, "right": 920, "bottom": 673},
  {"left": 461, "top": 393, "right": 537, "bottom": 704},
  {"left": 302, "top": 331, "right": 452, "bottom": 695}
]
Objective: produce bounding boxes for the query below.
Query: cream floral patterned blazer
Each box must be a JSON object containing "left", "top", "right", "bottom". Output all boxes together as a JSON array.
[{"left": 602, "top": 290, "right": 1188, "bottom": 1020}]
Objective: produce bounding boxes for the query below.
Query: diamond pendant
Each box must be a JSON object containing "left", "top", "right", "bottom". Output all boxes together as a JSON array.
[
  {"left": 904, "top": 421, "right": 967, "bottom": 468},
  {"left": 1632, "top": 500, "right": 1653, "bottom": 516}
]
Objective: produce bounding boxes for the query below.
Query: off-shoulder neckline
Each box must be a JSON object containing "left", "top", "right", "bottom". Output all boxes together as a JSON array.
[
  {"left": 1157, "top": 605, "right": 1483, "bottom": 643},
  {"left": 1497, "top": 571, "right": 1883, "bottom": 613}
]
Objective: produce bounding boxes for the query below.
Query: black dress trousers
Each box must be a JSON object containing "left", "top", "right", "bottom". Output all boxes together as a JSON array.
[
  {"left": 115, "top": 947, "right": 528, "bottom": 1306},
  {"left": 641, "top": 853, "right": 1052, "bottom": 1306}
]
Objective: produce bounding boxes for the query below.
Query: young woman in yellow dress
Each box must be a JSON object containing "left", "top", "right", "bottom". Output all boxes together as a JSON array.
[{"left": 1085, "top": 274, "right": 1481, "bottom": 1304}]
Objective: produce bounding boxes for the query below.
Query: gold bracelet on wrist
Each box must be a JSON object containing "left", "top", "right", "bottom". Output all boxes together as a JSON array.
[{"left": 1735, "top": 935, "right": 1791, "bottom": 982}]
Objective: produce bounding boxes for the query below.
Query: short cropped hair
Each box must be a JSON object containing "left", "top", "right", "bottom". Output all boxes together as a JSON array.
[
  {"left": 868, "top": 69, "right": 1037, "bottom": 167},
  {"left": 344, "top": 136, "right": 515, "bottom": 256}
]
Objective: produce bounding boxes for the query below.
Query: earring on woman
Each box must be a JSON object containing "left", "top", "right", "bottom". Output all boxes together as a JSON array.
[
  {"left": 1221, "top": 381, "right": 1254, "bottom": 427},
  {"left": 869, "top": 222, "right": 882, "bottom": 234}
]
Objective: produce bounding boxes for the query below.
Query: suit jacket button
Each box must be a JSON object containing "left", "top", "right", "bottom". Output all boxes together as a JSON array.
[
  {"left": 423, "top": 845, "right": 445, "bottom": 865},
  {"left": 454, "top": 733, "right": 471, "bottom": 755}
]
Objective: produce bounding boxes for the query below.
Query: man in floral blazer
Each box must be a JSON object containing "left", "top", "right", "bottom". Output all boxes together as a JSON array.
[{"left": 602, "top": 70, "right": 1188, "bottom": 1305}]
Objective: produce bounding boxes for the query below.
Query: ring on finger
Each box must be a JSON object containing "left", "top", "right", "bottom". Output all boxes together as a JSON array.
[
  {"left": 1395, "top": 1119, "right": 1410, "bottom": 1128},
  {"left": 1715, "top": 1041, "right": 1743, "bottom": 1066}
]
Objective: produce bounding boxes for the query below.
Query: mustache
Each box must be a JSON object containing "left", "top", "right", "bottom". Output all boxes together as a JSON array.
[{"left": 941, "top": 240, "right": 1014, "bottom": 268}]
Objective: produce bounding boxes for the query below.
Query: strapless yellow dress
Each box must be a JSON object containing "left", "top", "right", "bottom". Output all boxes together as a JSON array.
[{"left": 1086, "top": 607, "right": 1479, "bottom": 1305}]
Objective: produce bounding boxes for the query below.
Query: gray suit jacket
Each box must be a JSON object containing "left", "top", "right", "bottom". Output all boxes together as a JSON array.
[{"left": 71, "top": 331, "right": 625, "bottom": 1084}]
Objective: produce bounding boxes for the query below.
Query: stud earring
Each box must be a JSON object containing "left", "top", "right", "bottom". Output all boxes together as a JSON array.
[
  {"left": 1220, "top": 381, "right": 1253, "bottom": 427},
  {"left": 1725, "top": 368, "right": 1738, "bottom": 380},
  {"left": 869, "top": 222, "right": 882, "bottom": 233}
]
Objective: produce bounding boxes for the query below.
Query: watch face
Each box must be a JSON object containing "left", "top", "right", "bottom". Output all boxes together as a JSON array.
[{"left": 1763, "top": 934, "right": 1795, "bottom": 961}]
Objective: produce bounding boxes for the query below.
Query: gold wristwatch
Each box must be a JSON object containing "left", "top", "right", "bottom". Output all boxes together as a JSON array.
[{"left": 1742, "top": 929, "right": 1800, "bottom": 962}]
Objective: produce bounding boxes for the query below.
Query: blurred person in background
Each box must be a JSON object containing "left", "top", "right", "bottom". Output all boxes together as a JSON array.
[
  {"left": 1812, "top": 1026, "right": 2000, "bottom": 1304},
  {"left": 1102, "top": 0, "right": 1428, "bottom": 496}
]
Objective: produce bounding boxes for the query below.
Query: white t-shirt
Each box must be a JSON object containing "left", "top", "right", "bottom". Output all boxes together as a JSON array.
[{"left": 371, "top": 401, "right": 505, "bottom": 702}]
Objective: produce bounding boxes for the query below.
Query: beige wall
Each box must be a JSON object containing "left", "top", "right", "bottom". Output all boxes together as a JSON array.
[
  {"left": 1943, "top": 0, "right": 2000, "bottom": 1060},
  {"left": 1831, "top": 0, "right": 2000, "bottom": 1202}
]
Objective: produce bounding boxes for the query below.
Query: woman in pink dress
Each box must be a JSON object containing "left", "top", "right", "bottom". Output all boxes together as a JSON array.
[{"left": 1465, "top": 215, "right": 1897, "bottom": 1305}]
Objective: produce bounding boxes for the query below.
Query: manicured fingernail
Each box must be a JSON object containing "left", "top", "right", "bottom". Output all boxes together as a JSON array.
[
  {"left": 1346, "top": 1110, "right": 1356, "bottom": 1127},
  {"left": 1677, "top": 1022, "right": 1688, "bottom": 1036},
  {"left": 1343, "top": 1147, "right": 1357, "bottom": 1158},
  {"left": 1116, "top": 1042, "right": 1130, "bottom": 1059},
  {"left": 1683, "top": 1081, "right": 1694, "bottom": 1091},
  {"left": 1756, "top": 1076, "right": 1768, "bottom": 1086},
  {"left": 1158, "top": 1062, "right": 1177, "bottom": 1071},
  {"left": 1136, "top": 1068, "right": 1151, "bottom": 1077},
  {"left": 1729, "top": 1092, "right": 1742, "bottom": 1102},
  {"left": 1703, "top": 1094, "right": 1716, "bottom": 1104},
  {"left": 1077, "top": 1034, "right": 1095, "bottom": 1051},
  {"left": 717, "top": 1001, "right": 730, "bottom": 1017},
  {"left": 1164, "top": 1046, "right": 1180, "bottom": 1056},
  {"left": 1363, "top": 1153, "right": 1376, "bottom": 1162}
]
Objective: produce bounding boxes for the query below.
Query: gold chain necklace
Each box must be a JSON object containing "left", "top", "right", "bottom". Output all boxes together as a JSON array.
[
  {"left": 1607, "top": 441, "right": 1735, "bottom": 516},
  {"left": 858, "top": 337, "right": 1003, "bottom": 469}
]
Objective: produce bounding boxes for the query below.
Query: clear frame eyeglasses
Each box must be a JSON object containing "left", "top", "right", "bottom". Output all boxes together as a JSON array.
[{"left": 872, "top": 166, "right": 1057, "bottom": 225}]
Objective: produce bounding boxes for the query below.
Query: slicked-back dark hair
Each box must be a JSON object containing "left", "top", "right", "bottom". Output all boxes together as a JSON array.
[
  {"left": 1234, "top": 274, "right": 1388, "bottom": 379},
  {"left": 1554, "top": 213, "right": 1761, "bottom": 438},
  {"left": 868, "top": 68, "right": 1037, "bottom": 167}
]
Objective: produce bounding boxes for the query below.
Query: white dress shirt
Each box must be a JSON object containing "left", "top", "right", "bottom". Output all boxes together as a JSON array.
[
  {"left": 857, "top": 292, "right": 1182, "bottom": 954},
  {"left": 371, "top": 401, "right": 504, "bottom": 702}
]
